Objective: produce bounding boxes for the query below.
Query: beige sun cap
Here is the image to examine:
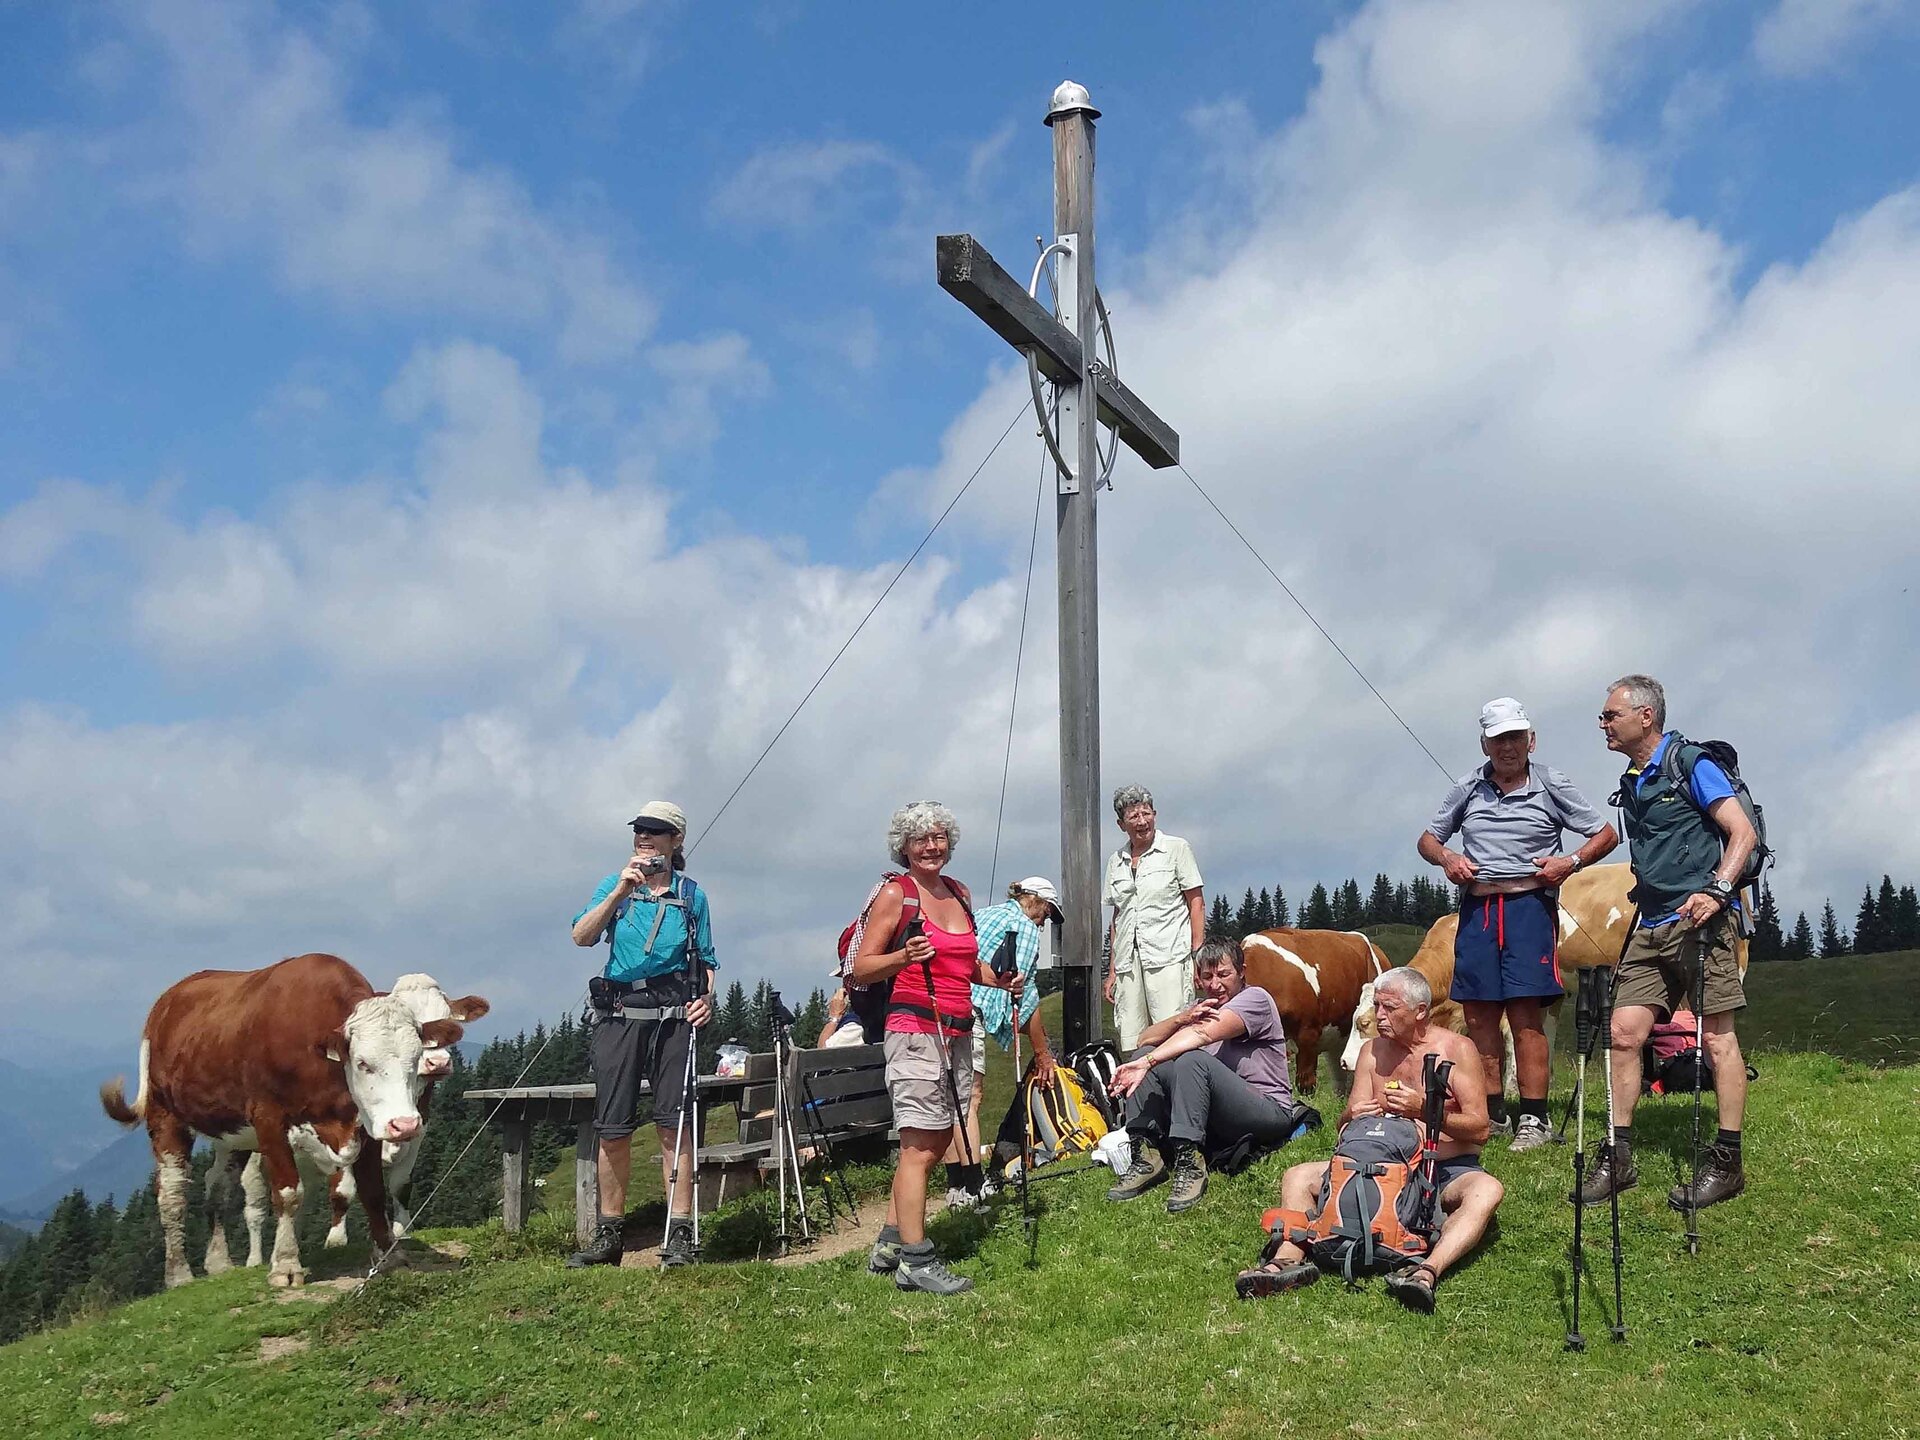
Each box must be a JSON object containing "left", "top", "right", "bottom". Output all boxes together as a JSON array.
[{"left": 630, "top": 800, "right": 688, "bottom": 834}]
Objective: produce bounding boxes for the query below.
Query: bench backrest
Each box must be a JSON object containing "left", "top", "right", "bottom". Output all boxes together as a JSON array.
[
  {"left": 791, "top": 1043, "right": 891, "bottom": 1135},
  {"left": 738, "top": 1050, "right": 778, "bottom": 1145}
]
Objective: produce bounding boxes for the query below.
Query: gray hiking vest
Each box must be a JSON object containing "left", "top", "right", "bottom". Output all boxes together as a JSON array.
[{"left": 1618, "top": 735, "right": 1722, "bottom": 916}]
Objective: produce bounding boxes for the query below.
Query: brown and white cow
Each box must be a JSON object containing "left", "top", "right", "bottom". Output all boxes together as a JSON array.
[
  {"left": 320, "top": 973, "right": 489, "bottom": 1246},
  {"left": 1241, "top": 928, "right": 1388, "bottom": 1095},
  {"left": 99, "top": 953, "right": 465, "bottom": 1289},
  {"left": 1338, "top": 865, "right": 1744, "bottom": 1079}
]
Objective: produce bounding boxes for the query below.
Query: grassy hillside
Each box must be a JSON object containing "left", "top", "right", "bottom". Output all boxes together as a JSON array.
[{"left": 6, "top": 963, "right": 1919, "bottom": 1439}]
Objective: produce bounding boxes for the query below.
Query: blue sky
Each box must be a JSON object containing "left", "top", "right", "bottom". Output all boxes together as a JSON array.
[{"left": 3, "top": 0, "right": 1919, "bottom": 1055}]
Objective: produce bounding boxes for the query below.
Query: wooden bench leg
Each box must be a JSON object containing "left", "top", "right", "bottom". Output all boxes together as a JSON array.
[
  {"left": 501, "top": 1119, "right": 530, "bottom": 1233},
  {"left": 575, "top": 1119, "right": 599, "bottom": 1245}
]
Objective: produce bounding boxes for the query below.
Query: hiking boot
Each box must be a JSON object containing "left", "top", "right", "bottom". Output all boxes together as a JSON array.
[
  {"left": 894, "top": 1244, "right": 973, "bottom": 1296},
  {"left": 1509, "top": 1114, "right": 1553, "bottom": 1153},
  {"left": 1106, "top": 1148, "right": 1167, "bottom": 1202},
  {"left": 1668, "top": 1143, "right": 1745, "bottom": 1212},
  {"left": 565, "top": 1218, "right": 624, "bottom": 1268},
  {"left": 1574, "top": 1143, "right": 1638, "bottom": 1206},
  {"left": 660, "top": 1220, "right": 698, "bottom": 1268},
  {"left": 867, "top": 1226, "right": 903, "bottom": 1275},
  {"left": 1165, "top": 1147, "right": 1209, "bottom": 1214}
]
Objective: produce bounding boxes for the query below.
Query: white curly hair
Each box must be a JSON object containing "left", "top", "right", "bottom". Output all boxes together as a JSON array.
[{"left": 888, "top": 799, "right": 960, "bottom": 867}]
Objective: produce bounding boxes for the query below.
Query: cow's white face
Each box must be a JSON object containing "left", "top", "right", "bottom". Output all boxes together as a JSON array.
[
  {"left": 329, "top": 997, "right": 460, "bottom": 1143},
  {"left": 389, "top": 973, "right": 489, "bottom": 1081},
  {"left": 1341, "top": 983, "right": 1379, "bottom": 1072}
]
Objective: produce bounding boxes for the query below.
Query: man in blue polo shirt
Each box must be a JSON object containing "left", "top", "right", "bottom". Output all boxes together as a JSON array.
[
  {"left": 1420, "top": 697, "right": 1617, "bottom": 1151},
  {"left": 1580, "top": 675, "right": 1758, "bottom": 1212},
  {"left": 566, "top": 800, "right": 718, "bottom": 1269}
]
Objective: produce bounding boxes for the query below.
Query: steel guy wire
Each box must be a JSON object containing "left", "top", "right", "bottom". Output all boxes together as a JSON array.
[
  {"left": 1172, "top": 456, "right": 1627, "bottom": 964},
  {"left": 988, "top": 441, "right": 1049, "bottom": 898},
  {"left": 686, "top": 399, "right": 1031, "bottom": 861}
]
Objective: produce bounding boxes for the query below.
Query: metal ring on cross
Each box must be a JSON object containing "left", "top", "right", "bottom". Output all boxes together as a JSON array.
[{"left": 1028, "top": 242, "right": 1119, "bottom": 490}]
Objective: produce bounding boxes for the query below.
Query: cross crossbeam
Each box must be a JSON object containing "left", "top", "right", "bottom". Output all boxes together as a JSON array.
[{"left": 935, "top": 235, "right": 1179, "bottom": 469}]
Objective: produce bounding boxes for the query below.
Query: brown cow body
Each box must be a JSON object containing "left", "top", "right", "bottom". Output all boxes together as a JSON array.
[
  {"left": 1241, "top": 928, "right": 1388, "bottom": 1094},
  {"left": 1340, "top": 865, "right": 1746, "bottom": 1081},
  {"left": 100, "top": 953, "right": 461, "bottom": 1289}
]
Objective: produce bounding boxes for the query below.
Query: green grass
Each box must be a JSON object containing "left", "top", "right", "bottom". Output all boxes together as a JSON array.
[{"left": 8, "top": 970, "right": 1920, "bottom": 1439}]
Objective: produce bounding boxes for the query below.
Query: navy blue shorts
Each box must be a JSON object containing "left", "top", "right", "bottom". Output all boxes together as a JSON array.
[{"left": 1451, "top": 890, "right": 1564, "bottom": 1003}]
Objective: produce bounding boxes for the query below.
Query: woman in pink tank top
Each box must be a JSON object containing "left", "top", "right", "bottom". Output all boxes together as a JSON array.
[{"left": 847, "top": 800, "right": 1022, "bottom": 1295}]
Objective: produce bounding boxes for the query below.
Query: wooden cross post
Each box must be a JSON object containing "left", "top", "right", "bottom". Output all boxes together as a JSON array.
[{"left": 937, "top": 81, "right": 1180, "bottom": 1054}]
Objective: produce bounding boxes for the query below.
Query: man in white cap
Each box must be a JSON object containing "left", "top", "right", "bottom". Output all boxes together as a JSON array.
[
  {"left": 942, "top": 876, "right": 1063, "bottom": 1207},
  {"left": 1418, "top": 699, "right": 1617, "bottom": 1150},
  {"left": 567, "top": 800, "right": 717, "bottom": 1267}
]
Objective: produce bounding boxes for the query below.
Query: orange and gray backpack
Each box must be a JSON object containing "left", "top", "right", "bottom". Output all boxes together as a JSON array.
[{"left": 1256, "top": 1055, "right": 1454, "bottom": 1283}]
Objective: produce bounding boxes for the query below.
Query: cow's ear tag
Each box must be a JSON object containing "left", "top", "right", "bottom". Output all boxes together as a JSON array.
[{"left": 321, "top": 1031, "right": 347, "bottom": 1064}]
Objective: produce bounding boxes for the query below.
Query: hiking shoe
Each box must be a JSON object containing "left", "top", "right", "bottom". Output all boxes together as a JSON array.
[
  {"left": 565, "top": 1218, "right": 624, "bottom": 1268},
  {"left": 867, "top": 1228, "right": 903, "bottom": 1275},
  {"left": 895, "top": 1247, "right": 973, "bottom": 1296},
  {"left": 1165, "top": 1147, "right": 1209, "bottom": 1214},
  {"left": 1574, "top": 1143, "right": 1638, "bottom": 1206},
  {"left": 1486, "top": 1113, "right": 1514, "bottom": 1140},
  {"left": 1668, "top": 1143, "right": 1745, "bottom": 1212},
  {"left": 1106, "top": 1148, "right": 1167, "bottom": 1202},
  {"left": 1236, "top": 1260, "right": 1319, "bottom": 1300},
  {"left": 1510, "top": 1114, "right": 1553, "bottom": 1153},
  {"left": 659, "top": 1220, "right": 698, "bottom": 1269}
]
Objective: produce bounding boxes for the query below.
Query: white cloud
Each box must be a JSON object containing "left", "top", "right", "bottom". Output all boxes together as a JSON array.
[
  {"left": 5, "top": 0, "right": 1919, "bottom": 1056},
  {"left": 708, "top": 139, "right": 906, "bottom": 232},
  {"left": 1753, "top": 0, "right": 1910, "bottom": 77},
  {"left": 127, "top": 0, "right": 654, "bottom": 362}
]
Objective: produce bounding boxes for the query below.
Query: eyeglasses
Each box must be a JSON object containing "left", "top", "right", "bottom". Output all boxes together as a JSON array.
[
  {"left": 632, "top": 825, "right": 678, "bottom": 837},
  {"left": 1598, "top": 707, "right": 1647, "bottom": 723}
]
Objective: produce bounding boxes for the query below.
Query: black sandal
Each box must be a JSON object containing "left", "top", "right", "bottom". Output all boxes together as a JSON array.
[
  {"left": 1385, "top": 1263, "right": 1438, "bottom": 1314},
  {"left": 1235, "top": 1259, "right": 1320, "bottom": 1300}
]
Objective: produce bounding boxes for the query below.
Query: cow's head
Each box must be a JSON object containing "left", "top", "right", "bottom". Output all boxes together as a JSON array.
[
  {"left": 1340, "top": 982, "right": 1380, "bottom": 1072},
  {"left": 322, "top": 995, "right": 466, "bottom": 1142},
  {"left": 389, "top": 973, "right": 490, "bottom": 1080}
]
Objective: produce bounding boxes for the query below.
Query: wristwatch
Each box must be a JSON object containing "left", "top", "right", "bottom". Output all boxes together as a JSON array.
[
  {"left": 1707, "top": 878, "right": 1735, "bottom": 902},
  {"left": 1570, "top": 855, "right": 1585, "bottom": 873}
]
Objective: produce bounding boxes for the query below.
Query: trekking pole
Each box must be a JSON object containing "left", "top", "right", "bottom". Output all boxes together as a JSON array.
[
  {"left": 665, "top": 958, "right": 709, "bottom": 1259},
  {"left": 798, "top": 1067, "right": 858, "bottom": 1224},
  {"left": 1684, "top": 945, "right": 1708, "bottom": 1257},
  {"left": 905, "top": 915, "right": 978, "bottom": 1174},
  {"left": 1566, "top": 973, "right": 1588, "bottom": 1352},
  {"left": 1601, "top": 962, "right": 1625, "bottom": 1342},
  {"left": 986, "top": 928, "right": 1027, "bottom": 1227},
  {"left": 770, "top": 993, "right": 813, "bottom": 1248}
]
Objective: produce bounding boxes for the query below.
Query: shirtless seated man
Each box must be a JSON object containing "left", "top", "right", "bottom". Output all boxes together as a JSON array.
[{"left": 1237, "top": 966, "right": 1504, "bottom": 1313}]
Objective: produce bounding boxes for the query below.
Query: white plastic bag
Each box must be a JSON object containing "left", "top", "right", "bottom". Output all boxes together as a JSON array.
[
  {"left": 714, "top": 1040, "right": 749, "bottom": 1078},
  {"left": 1091, "top": 1126, "right": 1132, "bottom": 1174}
]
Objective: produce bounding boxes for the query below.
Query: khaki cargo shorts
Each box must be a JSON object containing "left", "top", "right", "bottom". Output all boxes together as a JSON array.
[
  {"left": 1614, "top": 911, "right": 1745, "bottom": 1018},
  {"left": 884, "top": 1029, "right": 975, "bottom": 1132}
]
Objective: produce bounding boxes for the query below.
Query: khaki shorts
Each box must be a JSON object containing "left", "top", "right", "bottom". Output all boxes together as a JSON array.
[
  {"left": 885, "top": 1029, "right": 975, "bottom": 1132},
  {"left": 1614, "top": 912, "right": 1745, "bottom": 1018}
]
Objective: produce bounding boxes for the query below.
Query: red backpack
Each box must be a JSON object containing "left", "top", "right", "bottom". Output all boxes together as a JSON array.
[{"left": 836, "top": 873, "right": 970, "bottom": 1040}]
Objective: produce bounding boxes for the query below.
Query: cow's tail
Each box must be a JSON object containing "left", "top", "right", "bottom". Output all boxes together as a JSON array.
[{"left": 100, "top": 1039, "right": 150, "bottom": 1126}]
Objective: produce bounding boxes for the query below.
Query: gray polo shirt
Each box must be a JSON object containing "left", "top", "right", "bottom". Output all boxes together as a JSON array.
[{"left": 1425, "top": 763, "right": 1606, "bottom": 883}]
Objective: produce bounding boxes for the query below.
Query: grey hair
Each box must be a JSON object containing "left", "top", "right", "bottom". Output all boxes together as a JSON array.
[
  {"left": 1191, "top": 937, "right": 1245, "bottom": 975},
  {"left": 1609, "top": 674, "right": 1667, "bottom": 730},
  {"left": 1112, "top": 784, "right": 1154, "bottom": 820},
  {"left": 1375, "top": 967, "right": 1432, "bottom": 1012},
  {"left": 888, "top": 800, "right": 960, "bottom": 867}
]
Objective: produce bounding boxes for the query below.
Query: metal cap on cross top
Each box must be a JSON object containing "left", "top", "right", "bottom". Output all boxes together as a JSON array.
[
  {"left": 1045, "top": 81, "right": 1100, "bottom": 125},
  {"left": 934, "top": 82, "right": 1181, "bottom": 1054}
]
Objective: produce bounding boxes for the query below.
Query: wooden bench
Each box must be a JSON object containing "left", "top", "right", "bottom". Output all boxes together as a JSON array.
[
  {"left": 465, "top": 1044, "right": 895, "bottom": 1242},
  {"left": 465, "top": 1069, "right": 762, "bottom": 1243}
]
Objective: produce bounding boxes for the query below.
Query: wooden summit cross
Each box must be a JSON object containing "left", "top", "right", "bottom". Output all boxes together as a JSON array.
[{"left": 938, "top": 81, "right": 1180, "bottom": 1053}]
